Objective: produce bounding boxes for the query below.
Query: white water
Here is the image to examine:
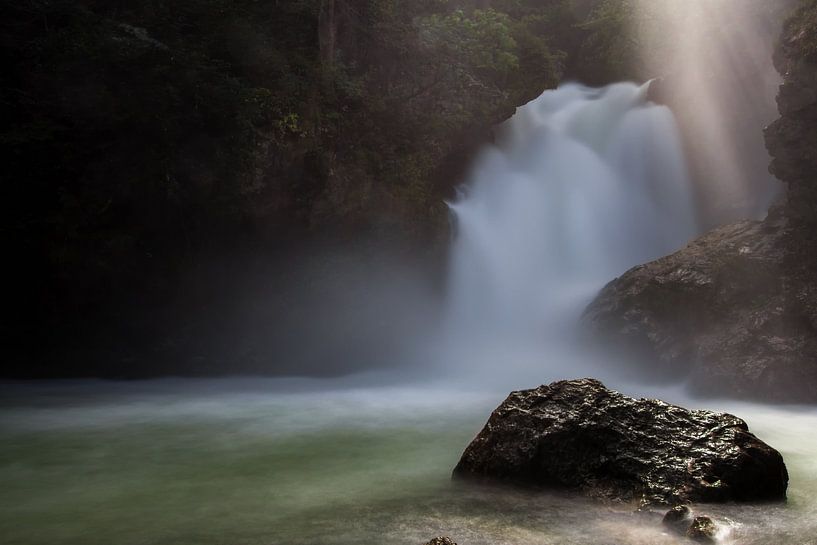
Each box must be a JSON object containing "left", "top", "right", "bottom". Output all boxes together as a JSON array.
[{"left": 441, "top": 82, "right": 699, "bottom": 380}]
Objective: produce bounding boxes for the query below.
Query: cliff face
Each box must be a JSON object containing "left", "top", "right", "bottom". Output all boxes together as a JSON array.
[
  {"left": 767, "top": 0, "right": 817, "bottom": 237},
  {"left": 583, "top": 2, "right": 817, "bottom": 402}
]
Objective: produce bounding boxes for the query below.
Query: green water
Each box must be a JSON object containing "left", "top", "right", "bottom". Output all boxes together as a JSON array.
[{"left": 1, "top": 379, "right": 815, "bottom": 545}]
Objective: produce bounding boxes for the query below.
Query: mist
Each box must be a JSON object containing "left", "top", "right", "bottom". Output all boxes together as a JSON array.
[
  {"left": 4, "top": 2, "right": 817, "bottom": 545},
  {"left": 170, "top": 241, "right": 446, "bottom": 379}
]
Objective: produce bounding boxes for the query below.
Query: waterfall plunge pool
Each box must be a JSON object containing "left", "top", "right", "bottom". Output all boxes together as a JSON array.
[{"left": 1, "top": 377, "right": 816, "bottom": 545}]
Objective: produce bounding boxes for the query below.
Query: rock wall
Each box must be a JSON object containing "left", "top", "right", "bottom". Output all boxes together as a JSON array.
[{"left": 767, "top": 0, "right": 817, "bottom": 237}]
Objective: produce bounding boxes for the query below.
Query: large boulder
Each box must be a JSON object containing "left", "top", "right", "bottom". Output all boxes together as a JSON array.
[
  {"left": 453, "top": 379, "right": 788, "bottom": 506},
  {"left": 581, "top": 213, "right": 817, "bottom": 402}
]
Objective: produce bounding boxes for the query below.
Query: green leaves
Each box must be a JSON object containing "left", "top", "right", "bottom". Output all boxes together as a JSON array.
[{"left": 419, "top": 9, "right": 520, "bottom": 73}]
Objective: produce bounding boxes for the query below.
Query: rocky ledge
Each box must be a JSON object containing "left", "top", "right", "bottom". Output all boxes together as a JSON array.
[
  {"left": 581, "top": 212, "right": 817, "bottom": 402},
  {"left": 453, "top": 379, "right": 788, "bottom": 506}
]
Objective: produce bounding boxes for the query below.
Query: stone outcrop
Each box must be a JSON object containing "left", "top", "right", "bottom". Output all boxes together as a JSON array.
[
  {"left": 583, "top": 3, "right": 817, "bottom": 402},
  {"left": 767, "top": 1, "right": 817, "bottom": 234},
  {"left": 582, "top": 213, "right": 817, "bottom": 402},
  {"left": 453, "top": 379, "right": 788, "bottom": 506}
]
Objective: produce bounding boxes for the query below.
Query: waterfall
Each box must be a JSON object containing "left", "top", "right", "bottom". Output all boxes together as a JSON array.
[{"left": 441, "top": 82, "right": 699, "bottom": 380}]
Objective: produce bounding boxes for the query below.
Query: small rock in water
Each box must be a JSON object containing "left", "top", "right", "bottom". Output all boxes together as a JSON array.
[
  {"left": 686, "top": 516, "right": 718, "bottom": 543},
  {"left": 662, "top": 505, "right": 693, "bottom": 535},
  {"left": 424, "top": 538, "right": 457, "bottom": 545},
  {"left": 661, "top": 505, "right": 721, "bottom": 542}
]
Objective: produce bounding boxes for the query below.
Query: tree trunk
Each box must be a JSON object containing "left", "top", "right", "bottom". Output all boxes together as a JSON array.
[{"left": 318, "top": 0, "right": 336, "bottom": 71}]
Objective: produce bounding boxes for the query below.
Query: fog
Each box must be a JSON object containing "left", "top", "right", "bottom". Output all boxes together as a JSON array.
[
  {"left": 173, "top": 243, "right": 445, "bottom": 378},
  {"left": 1, "top": 3, "right": 812, "bottom": 545}
]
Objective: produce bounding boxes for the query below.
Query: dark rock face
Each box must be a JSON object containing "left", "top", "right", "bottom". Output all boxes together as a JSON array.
[
  {"left": 582, "top": 214, "right": 817, "bottom": 402},
  {"left": 453, "top": 379, "right": 788, "bottom": 506},
  {"left": 767, "top": 2, "right": 817, "bottom": 234}
]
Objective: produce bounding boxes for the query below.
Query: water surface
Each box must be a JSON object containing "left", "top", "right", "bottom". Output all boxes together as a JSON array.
[{"left": 1, "top": 378, "right": 815, "bottom": 545}]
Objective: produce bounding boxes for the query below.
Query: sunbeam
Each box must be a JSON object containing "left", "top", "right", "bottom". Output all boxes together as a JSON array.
[{"left": 630, "top": 0, "right": 794, "bottom": 225}]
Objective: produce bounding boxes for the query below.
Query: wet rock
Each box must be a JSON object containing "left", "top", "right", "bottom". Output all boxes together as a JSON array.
[
  {"left": 424, "top": 538, "right": 457, "bottom": 545},
  {"left": 453, "top": 379, "right": 788, "bottom": 506},
  {"left": 582, "top": 213, "right": 817, "bottom": 403},
  {"left": 686, "top": 516, "right": 718, "bottom": 543},
  {"left": 661, "top": 505, "right": 720, "bottom": 542},
  {"left": 769, "top": 1, "right": 817, "bottom": 230},
  {"left": 662, "top": 505, "right": 693, "bottom": 536}
]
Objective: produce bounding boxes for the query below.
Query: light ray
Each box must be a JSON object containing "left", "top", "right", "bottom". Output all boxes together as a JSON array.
[{"left": 629, "top": 0, "right": 791, "bottom": 224}]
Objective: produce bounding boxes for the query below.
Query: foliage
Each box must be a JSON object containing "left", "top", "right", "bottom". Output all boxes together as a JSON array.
[
  {"left": 573, "top": 0, "right": 640, "bottom": 83},
  {"left": 4, "top": 0, "right": 800, "bottom": 375},
  {"left": 783, "top": 0, "right": 817, "bottom": 61},
  {"left": 0, "top": 0, "right": 574, "bottom": 374},
  {"left": 305, "top": 1, "right": 569, "bottom": 238},
  {"left": 570, "top": 0, "right": 801, "bottom": 84}
]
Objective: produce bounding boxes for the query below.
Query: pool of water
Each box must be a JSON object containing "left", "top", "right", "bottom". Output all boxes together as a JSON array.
[{"left": 1, "top": 378, "right": 815, "bottom": 545}]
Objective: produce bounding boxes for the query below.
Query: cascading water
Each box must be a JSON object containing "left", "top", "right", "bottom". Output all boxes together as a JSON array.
[{"left": 442, "top": 82, "right": 699, "bottom": 380}]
